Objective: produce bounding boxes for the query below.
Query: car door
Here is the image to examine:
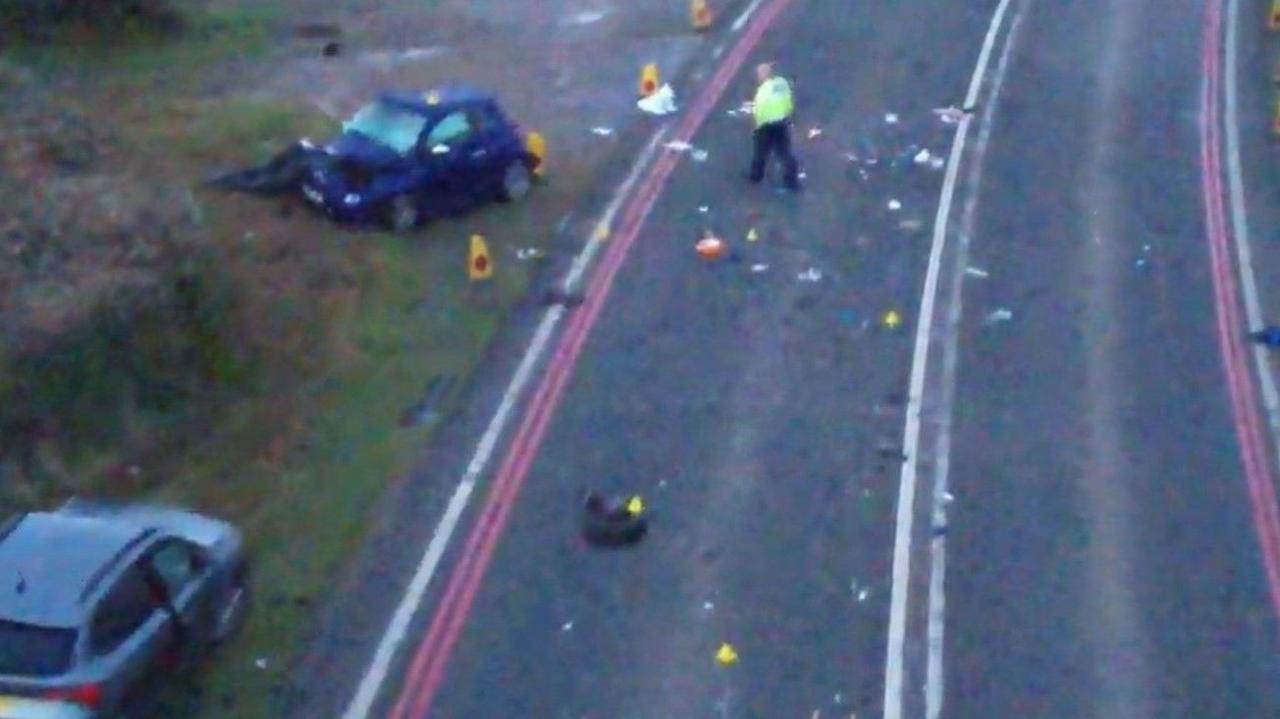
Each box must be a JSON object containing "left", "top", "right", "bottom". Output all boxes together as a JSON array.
[
  {"left": 86, "top": 562, "right": 173, "bottom": 709},
  {"left": 416, "top": 109, "right": 479, "bottom": 214},
  {"left": 144, "top": 539, "right": 216, "bottom": 656}
]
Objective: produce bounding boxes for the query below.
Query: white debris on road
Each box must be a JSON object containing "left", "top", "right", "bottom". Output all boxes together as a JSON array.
[
  {"left": 887, "top": 199, "right": 902, "bottom": 211},
  {"left": 638, "top": 84, "right": 678, "bottom": 115},
  {"left": 590, "top": 126, "right": 614, "bottom": 136},
  {"left": 964, "top": 266, "right": 990, "bottom": 278}
]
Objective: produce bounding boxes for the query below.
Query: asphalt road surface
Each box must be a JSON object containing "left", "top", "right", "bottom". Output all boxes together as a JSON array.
[{"left": 284, "top": 0, "right": 1280, "bottom": 715}]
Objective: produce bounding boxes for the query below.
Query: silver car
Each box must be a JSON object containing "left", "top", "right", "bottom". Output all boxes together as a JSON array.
[{"left": 0, "top": 498, "right": 250, "bottom": 717}]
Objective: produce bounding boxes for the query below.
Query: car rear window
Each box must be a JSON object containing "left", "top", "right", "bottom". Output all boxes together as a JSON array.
[{"left": 0, "top": 619, "right": 76, "bottom": 677}]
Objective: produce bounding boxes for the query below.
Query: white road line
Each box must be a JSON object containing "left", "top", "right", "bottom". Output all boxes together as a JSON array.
[
  {"left": 731, "top": 0, "right": 766, "bottom": 32},
  {"left": 340, "top": 127, "right": 668, "bottom": 719},
  {"left": 881, "top": 0, "right": 1016, "bottom": 715},
  {"left": 1223, "top": 0, "right": 1280, "bottom": 467},
  {"left": 923, "top": 5, "right": 1024, "bottom": 717}
]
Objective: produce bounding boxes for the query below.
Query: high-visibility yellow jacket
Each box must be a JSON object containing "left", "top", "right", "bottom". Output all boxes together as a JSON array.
[{"left": 753, "top": 76, "right": 794, "bottom": 127}]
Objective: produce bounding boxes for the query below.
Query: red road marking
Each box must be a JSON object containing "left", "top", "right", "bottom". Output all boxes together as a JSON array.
[
  {"left": 385, "top": 0, "right": 799, "bottom": 716},
  {"left": 1200, "top": 0, "right": 1280, "bottom": 622}
]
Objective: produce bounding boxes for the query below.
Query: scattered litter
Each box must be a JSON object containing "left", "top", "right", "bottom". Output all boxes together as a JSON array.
[
  {"left": 942, "top": 491, "right": 955, "bottom": 503},
  {"left": 964, "top": 266, "right": 989, "bottom": 278},
  {"left": 698, "top": 205, "right": 710, "bottom": 213},
  {"left": 590, "top": 126, "right": 614, "bottom": 136},
  {"left": 929, "top": 156, "right": 946, "bottom": 170},
  {"left": 985, "top": 308, "right": 1014, "bottom": 323},
  {"left": 665, "top": 140, "right": 694, "bottom": 152},
  {"left": 887, "top": 199, "right": 902, "bottom": 211},
  {"left": 638, "top": 84, "right": 678, "bottom": 115},
  {"left": 808, "top": 127, "right": 823, "bottom": 139},
  {"left": 834, "top": 692, "right": 845, "bottom": 704},
  {"left": 565, "top": 8, "right": 608, "bottom": 24},
  {"left": 913, "top": 148, "right": 933, "bottom": 165},
  {"left": 582, "top": 490, "right": 648, "bottom": 547},
  {"left": 747, "top": 227, "right": 760, "bottom": 242},
  {"left": 1251, "top": 326, "right": 1280, "bottom": 347},
  {"left": 696, "top": 235, "right": 727, "bottom": 261},
  {"left": 899, "top": 218, "right": 924, "bottom": 231},
  {"left": 691, "top": 149, "right": 709, "bottom": 162},
  {"left": 882, "top": 310, "right": 902, "bottom": 329},
  {"left": 797, "top": 267, "right": 823, "bottom": 282},
  {"left": 658, "top": 479, "right": 668, "bottom": 488},
  {"left": 884, "top": 112, "right": 899, "bottom": 124},
  {"left": 751, "top": 263, "right": 770, "bottom": 273},
  {"left": 562, "top": 620, "right": 575, "bottom": 631},
  {"left": 254, "top": 658, "right": 268, "bottom": 670},
  {"left": 728, "top": 101, "right": 754, "bottom": 117},
  {"left": 798, "top": 171, "right": 807, "bottom": 180},
  {"left": 516, "top": 247, "right": 545, "bottom": 261},
  {"left": 715, "top": 643, "right": 740, "bottom": 666},
  {"left": 934, "top": 106, "right": 967, "bottom": 124},
  {"left": 857, "top": 588, "right": 870, "bottom": 602},
  {"left": 703, "top": 601, "right": 716, "bottom": 611},
  {"left": 594, "top": 223, "right": 610, "bottom": 242},
  {"left": 1135, "top": 257, "right": 1149, "bottom": 269}
]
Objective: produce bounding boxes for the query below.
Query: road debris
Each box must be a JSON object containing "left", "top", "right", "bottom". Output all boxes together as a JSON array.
[
  {"left": 715, "top": 643, "right": 740, "bottom": 666},
  {"left": 882, "top": 310, "right": 902, "bottom": 329},
  {"left": 913, "top": 148, "right": 933, "bottom": 165},
  {"left": 747, "top": 227, "right": 760, "bottom": 242},
  {"left": 797, "top": 267, "right": 823, "bottom": 282},
  {"left": 638, "top": 84, "right": 678, "bottom": 115},
  {"left": 964, "top": 266, "right": 989, "bottom": 278},
  {"left": 887, "top": 199, "right": 902, "bottom": 211},
  {"left": 697, "top": 234, "right": 727, "bottom": 261},
  {"left": 985, "top": 308, "right": 1014, "bottom": 324},
  {"left": 884, "top": 112, "right": 899, "bottom": 124},
  {"left": 516, "top": 247, "right": 546, "bottom": 261},
  {"left": 899, "top": 218, "right": 924, "bottom": 231},
  {"left": 751, "top": 263, "right": 770, "bottom": 273},
  {"left": 692, "top": 149, "right": 709, "bottom": 162},
  {"left": 703, "top": 600, "right": 716, "bottom": 611},
  {"left": 665, "top": 140, "right": 695, "bottom": 152},
  {"left": 1249, "top": 326, "right": 1280, "bottom": 347},
  {"left": 562, "top": 620, "right": 575, "bottom": 631},
  {"left": 699, "top": 205, "right": 710, "bottom": 213},
  {"left": 933, "top": 105, "right": 967, "bottom": 124},
  {"left": 254, "top": 658, "right": 269, "bottom": 670},
  {"left": 929, "top": 155, "right": 946, "bottom": 170},
  {"left": 590, "top": 126, "right": 614, "bottom": 136},
  {"left": 857, "top": 588, "right": 870, "bottom": 602},
  {"left": 808, "top": 126, "right": 823, "bottom": 139},
  {"left": 581, "top": 490, "right": 648, "bottom": 547}
]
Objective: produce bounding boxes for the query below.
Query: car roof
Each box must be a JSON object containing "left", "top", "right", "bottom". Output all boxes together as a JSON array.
[
  {"left": 377, "top": 85, "right": 495, "bottom": 116},
  {"left": 0, "top": 512, "right": 153, "bottom": 628}
]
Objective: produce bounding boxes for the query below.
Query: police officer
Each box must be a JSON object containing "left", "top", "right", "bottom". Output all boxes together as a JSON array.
[{"left": 748, "top": 63, "right": 800, "bottom": 190}]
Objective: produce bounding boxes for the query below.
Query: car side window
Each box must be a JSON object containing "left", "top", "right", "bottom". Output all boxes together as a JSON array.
[
  {"left": 90, "top": 564, "right": 158, "bottom": 656},
  {"left": 149, "top": 540, "right": 203, "bottom": 599},
  {"left": 425, "top": 111, "right": 472, "bottom": 147}
]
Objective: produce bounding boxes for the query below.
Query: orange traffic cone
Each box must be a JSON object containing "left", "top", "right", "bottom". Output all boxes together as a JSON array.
[
  {"left": 639, "top": 63, "right": 660, "bottom": 97},
  {"left": 692, "top": 0, "right": 713, "bottom": 30}
]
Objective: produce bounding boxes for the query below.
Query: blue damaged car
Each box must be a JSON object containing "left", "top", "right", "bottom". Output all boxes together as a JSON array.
[{"left": 297, "top": 86, "right": 541, "bottom": 231}]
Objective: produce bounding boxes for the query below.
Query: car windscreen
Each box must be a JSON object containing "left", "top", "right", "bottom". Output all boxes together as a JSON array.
[
  {"left": 342, "top": 101, "right": 428, "bottom": 155},
  {"left": 0, "top": 619, "right": 76, "bottom": 677}
]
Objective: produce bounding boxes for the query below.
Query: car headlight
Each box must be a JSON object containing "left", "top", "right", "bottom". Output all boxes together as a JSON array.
[{"left": 343, "top": 193, "right": 361, "bottom": 206}]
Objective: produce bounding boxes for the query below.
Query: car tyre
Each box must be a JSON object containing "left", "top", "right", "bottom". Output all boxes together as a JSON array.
[
  {"left": 386, "top": 194, "right": 420, "bottom": 232},
  {"left": 211, "top": 566, "right": 250, "bottom": 646},
  {"left": 498, "top": 160, "right": 532, "bottom": 202}
]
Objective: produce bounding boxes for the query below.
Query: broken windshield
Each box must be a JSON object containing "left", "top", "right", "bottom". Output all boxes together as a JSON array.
[{"left": 342, "top": 101, "right": 427, "bottom": 155}]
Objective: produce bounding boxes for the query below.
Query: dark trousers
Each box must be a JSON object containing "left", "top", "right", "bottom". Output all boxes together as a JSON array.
[{"left": 749, "top": 120, "right": 799, "bottom": 188}]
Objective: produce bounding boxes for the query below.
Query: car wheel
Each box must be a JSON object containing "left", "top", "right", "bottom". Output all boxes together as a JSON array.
[
  {"left": 498, "top": 161, "right": 532, "bottom": 202},
  {"left": 212, "top": 569, "right": 250, "bottom": 645},
  {"left": 386, "top": 194, "right": 420, "bottom": 232}
]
